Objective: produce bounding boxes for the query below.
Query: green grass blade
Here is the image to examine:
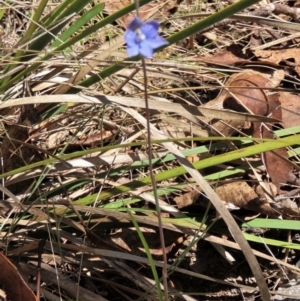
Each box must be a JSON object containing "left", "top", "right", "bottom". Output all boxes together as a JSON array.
[
  {"left": 128, "top": 211, "right": 163, "bottom": 300},
  {"left": 22, "top": 0, "right": 48, "bottom": 43},
  {"left": 42, "top": 0, "right": 75, "bottom": 26},
  {"left": 28, "top": 0, "right": 94, "bottom": 54},
  {"left": 242, "top": 219, "right": 300, "bottom": 230},
  {"left": 51, "top": 3, "right": 105, "bottom": 48},
  {"left": 244, "top": 233, "right": 300, "bottom": 250}
]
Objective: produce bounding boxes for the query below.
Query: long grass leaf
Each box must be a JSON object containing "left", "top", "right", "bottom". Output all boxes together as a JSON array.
[
  {"left": 244, "top": 233, "right": 300, "bottom": 250},
  {"left": 127, "top": 211, "right": 163, "bottom": 300},
  {"left": 51, "top": 3, "right": 105, "bottom": 48},
  {"left": 242, "top": 219, "right": 300, "bottom": 230}
]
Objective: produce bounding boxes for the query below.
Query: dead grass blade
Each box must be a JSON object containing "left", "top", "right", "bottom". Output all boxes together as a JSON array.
[{"left": 1, "top": 94, "right": 280, "bottom": 123}]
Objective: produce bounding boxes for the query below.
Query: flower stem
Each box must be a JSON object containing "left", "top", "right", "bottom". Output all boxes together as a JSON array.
[
  {"left": 141, "top": 56, "right": 169, "bottom": 301},
  {"left": 134, "top": 1, "right": 169, "bottom": 298}
]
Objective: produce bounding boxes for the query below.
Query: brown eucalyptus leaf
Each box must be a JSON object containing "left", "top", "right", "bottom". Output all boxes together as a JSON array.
[
  {"left": 278, "top": 92, "right": 300, "bottom": 128},
  {"left": 255, "top": 125, "right": 293, "bottom": 190},
  {"left": 203, "top": 44, "right": 250, "bottom": 66},
  {"left": 0, "top": 252, "right": 36, "bottom": 301},
  {"left": 221, "top": 72, "right": 292, "bottom": 190},
  {"left": 251, "top": 94, "right": 293, "bottom": 190},
  {"left": 174, "top": 189, "right": 201, "bottom": 209},
  {"left": 215, "top": 182, "right": 281, "bottom": 217},
  {"left": 223, "top": 73, "right": 269, "bottom": 115},
  {"left": 254, "top": 48, "right": 300, "bottom": 76},
  {"left": 202, "top": 70, "right": 281, "bottom": 136}
]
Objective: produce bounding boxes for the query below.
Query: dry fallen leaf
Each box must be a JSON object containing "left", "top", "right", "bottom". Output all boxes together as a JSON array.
[
  {"left": 254, "top": 48, "right": 300, "bottom": 76},
  {"left": 223, "top": 72, "right": 270, "bottom": 116},
  {"left": 221, "top": 72, "right": 293, "bottom": 190},
  {"left": 278, "top": 91, "right": 300, "bottom": 129},
  {"left": 200, "top": 69, "right": 281, "bottom": 137},
  {"left": 203, "top": 44, "right": 251, "bottom": 66},
  {"left": 251, "top": 93, "right": 293, "bottom": 190},
  {"left": 174, "top": 188, "right": 201, "bottom": 209},
  {"left": 0, "top": 252, "right": 36, "bottom": 301},
  {"left": 215, "top": 182, "right": 281, "bottom": 217}
]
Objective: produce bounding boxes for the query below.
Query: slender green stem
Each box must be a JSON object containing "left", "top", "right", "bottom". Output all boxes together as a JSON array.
[
  {"left": 135, "top": 0, "right": 168, "bottom": 297},
  {"left": 141, "top": 57, "right": 169, "bottom": 301}
]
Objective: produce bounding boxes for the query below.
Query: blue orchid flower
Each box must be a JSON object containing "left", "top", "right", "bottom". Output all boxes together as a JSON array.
[{"left": 124, "top": 17, "right": 169, "bottom": 58}]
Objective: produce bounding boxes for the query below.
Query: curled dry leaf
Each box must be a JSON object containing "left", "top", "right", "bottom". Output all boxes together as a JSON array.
[
  {"left": 0, "top": 252, "right": 36, "bottom": 301},
  {"left": 203, "top": 44, "right": 251, "bottom": 66},
  {"left": 215, "top": 182, "right": 281, "bottom": 217},
  {"left": 253, "top": 96, "right": 293, "bottom": 190},
  {"left": 221, "top": 71, "right": 293, "bottom": 190},
  {"left": 278, "top": 92, "right": 300, "bottom": 129},
  {"left": 174, "top": 187, "right": 202, "bottom": 209},
  {"left": 223, "top": 72, "right": 270, "bottom": 115},
  {"left": 200, "top": 69, "right": 282, "bottom": 137},
  {"left": 174, "top": 182, "right": 282, "bottom": 217},
  {"left": 254, "top": 48, "right": 300, "bottom": 76}
]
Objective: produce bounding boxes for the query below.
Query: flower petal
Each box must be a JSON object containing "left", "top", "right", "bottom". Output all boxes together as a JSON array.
[
  {"left": 126, "top": 44, "right": 140, "bottom": 57},
  {"left": 139, "top": 40, "right": 154, "bottom": 58},
  {"left": 141, "top": 21, "right": 160, "bottom": 39},
  {"left": 124, "top": 29, "right": 137, "bottom": 46},
  {"left": 124, "top": 17, "right": 168, "bottom": 58},
  {"left": 128, "top": 17, "right": 143, "bottom": 31},
  {"left": 149, "top": 35, "right": 169, "bottom": 50}
]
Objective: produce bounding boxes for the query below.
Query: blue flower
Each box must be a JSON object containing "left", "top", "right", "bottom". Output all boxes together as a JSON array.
[{"left": 124, "top": 17, "right": 169, "bottom": 58}]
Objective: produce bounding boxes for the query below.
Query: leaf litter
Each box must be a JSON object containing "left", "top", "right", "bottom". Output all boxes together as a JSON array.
[{"left": 1, "top": 0, "right": 300, "bottom": 300}]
